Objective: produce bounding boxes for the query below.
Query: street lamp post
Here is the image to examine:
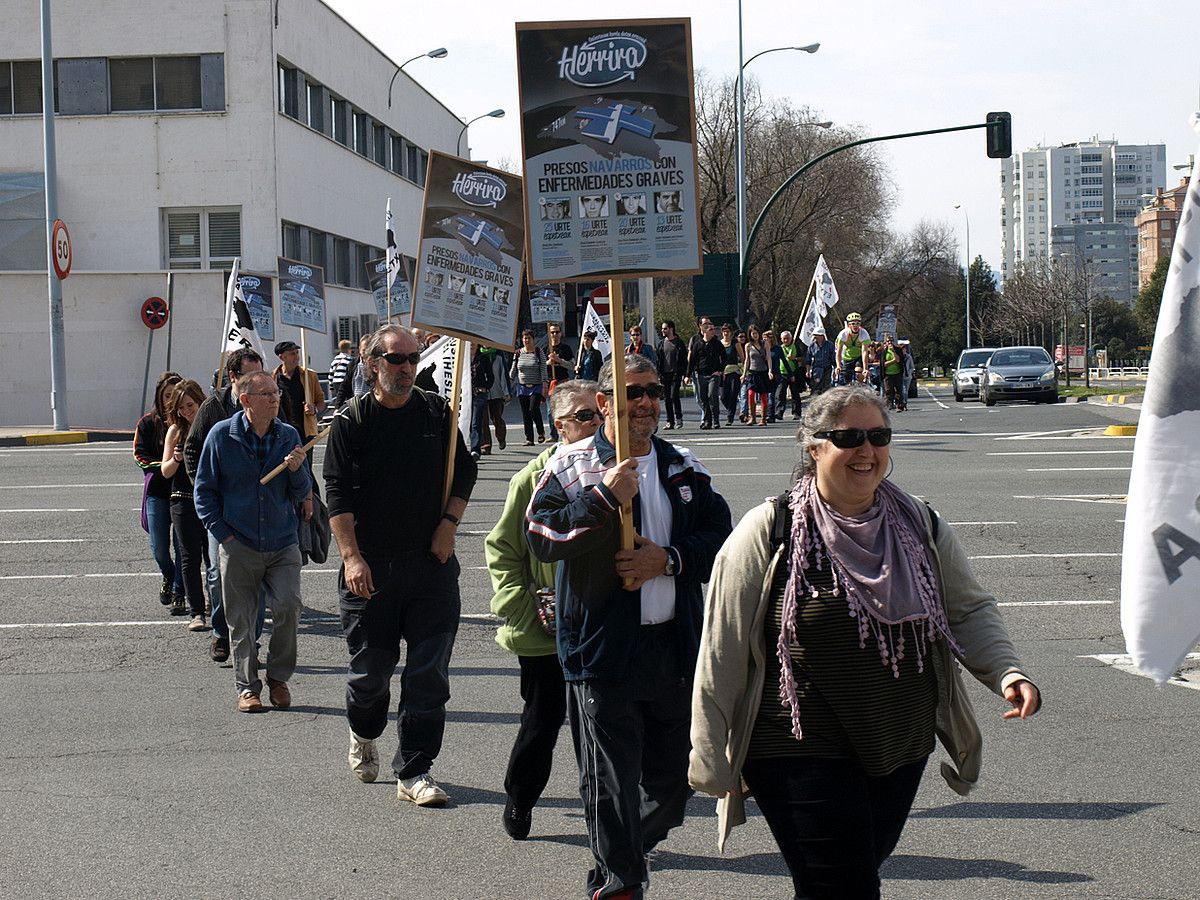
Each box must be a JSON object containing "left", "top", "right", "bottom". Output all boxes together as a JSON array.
[
  {"left": 456, "top": 109, "right": 505, "bottom": 158},
  {"left": 955, "top": 204, "right": 971, "bottom": 348},
  {"left": 735, "top": 28, "right": 819, "bottom": 325},
  {"left": 387, "top": 47, "right": 448, "bottom": 110}
]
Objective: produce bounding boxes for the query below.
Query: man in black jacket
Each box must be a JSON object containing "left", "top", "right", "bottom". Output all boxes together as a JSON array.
[
  {"left": 683, "top": 316, "right": 711, "bottom": 425},
  {"left": 469, "top": 343, "right": 495, "bottom": 458},
  {"left": 655, "top": 320, "right": 687, "bottom": 430},
  {"left": 527, "top": 353, "right": 732, "bottom": 900},
  {"left": 184, "top": 347, "right": 265, "bottom": 662},
  {"left": 694, "top": 322, "right": 727, "bottom": 430},
  {"left": 325, "top": 324, "right": 477, "bottom": 808}
]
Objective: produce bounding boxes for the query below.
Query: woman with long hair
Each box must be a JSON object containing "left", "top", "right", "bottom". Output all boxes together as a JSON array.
[
  {"left": 133, "top": 371, "right": 184, "bottom": 609},
  {"left": 741, "top": 324, "right": 773, "bottom": 427},
  {"left": 691, "top": 385, "right": 1040, "bottom": 898},
  {"left": 510, "top": 330, "right": 548, "bottom": 445},
  {"left": 719, "top": 325, "right": 741, "bottom": 426},
  {"left": 160, "top": 379, "right": 211, "bottom": 631}
]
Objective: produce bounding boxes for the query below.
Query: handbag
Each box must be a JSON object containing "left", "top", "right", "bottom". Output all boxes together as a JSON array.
[
  {"left": 533, "top": 587, "right": 556, "bottom": 636},
  {"left": 139, "top": 470, "right": 153, "bottom": 533}
]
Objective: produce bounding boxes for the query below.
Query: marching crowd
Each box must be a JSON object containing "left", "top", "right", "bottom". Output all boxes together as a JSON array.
[{"left": 131, "top": 319, "right": 1038, "bottom": 900}]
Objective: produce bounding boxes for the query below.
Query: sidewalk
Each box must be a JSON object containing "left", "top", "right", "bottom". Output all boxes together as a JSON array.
[{"left": 0, "top": 426, "right": 133, "bottom": 448}]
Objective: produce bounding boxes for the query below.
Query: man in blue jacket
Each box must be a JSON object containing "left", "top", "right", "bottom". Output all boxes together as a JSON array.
[
  {"left": 195, "top": 371, "right": 312, "bottom": 713},
  {"left": 527, "top": 354, "right": 732, "bottom": 900}
]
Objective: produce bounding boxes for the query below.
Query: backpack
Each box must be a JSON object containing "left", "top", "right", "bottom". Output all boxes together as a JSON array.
[{"left": 340, "top": 387, "right": 449, "bottom": 494}]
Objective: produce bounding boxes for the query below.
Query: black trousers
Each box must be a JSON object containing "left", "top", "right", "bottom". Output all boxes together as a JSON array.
[
  {"left": 503, "top": 653, "right": 568, "bottom": 810},
  {"left": 660, "top": 372, "right": 683, "bottom": 426},
  {"left": 518, "top": 393, "right": 545, "bottom": 442},
  {"left": 741, "top": 755, "right": 928, "bottom": 900},
  {"left": 884, "top": 373, "right": 902, "bottom": 409},
  {"left": 567, "top": 624, "right": 692, "bottom": 899},
  {"left": 700, "top": 373, "right": 722, "bottom": 426},
  {"left": 338, "top": 553, "right": 461, "bottom": 780},
  {"left": 169, "top": 497, "right": 209, "bottom": 617},
  {"left": 776, "top": 372, "right": 803, "bottom": 418}
]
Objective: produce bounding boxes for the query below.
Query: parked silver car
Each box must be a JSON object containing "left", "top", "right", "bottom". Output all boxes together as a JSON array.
[
  {"left": 952, "top": 347, "right": 997, "bottom": 401},
  {"left": 980, "top": 346, "right": 1059, "bottom": 405}
]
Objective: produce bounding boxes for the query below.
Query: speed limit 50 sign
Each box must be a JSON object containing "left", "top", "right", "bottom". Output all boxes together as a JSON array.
[{"left": 51, "top": 219, "right": 72, "bottom": 280}]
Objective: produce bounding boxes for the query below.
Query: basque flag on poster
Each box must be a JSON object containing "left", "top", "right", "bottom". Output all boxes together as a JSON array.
[{"left": 1120, "top": 115, "right": 1200, "bottom": 684}]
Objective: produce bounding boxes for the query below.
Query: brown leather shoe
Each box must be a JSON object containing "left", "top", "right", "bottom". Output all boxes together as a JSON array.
[
  {"left": 267, "top": 679, "right": 292, "bottom": 709},
  {"left": 238, "top": 690, "right": 264, "bottom": 713}
]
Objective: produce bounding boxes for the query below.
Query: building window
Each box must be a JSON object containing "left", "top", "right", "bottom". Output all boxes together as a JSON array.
[
  {"left": 0, "top": 60, "right": 44, "bottom": 114},
  {"left": 164, "top": 207, "right": 241, "bottom": 269},
  {"left": 306, "top": 81, "right": 323, "bottom": 132},
  {"left": 331, "top": 97, "right": 348, "bottom": 145},
  {"left": 334, "top": 237, "right": 351, "bottom": 285},
  {"left": 373, "top": 123, "right": 387, "bottom": 166},
  {"left": 155, "top": 56, "right": 202, "bottom": 110},
  {"left": 278, "top": 62, "right": 299, "bottom": 118},
  {"left": 353, "top": 110, "right": 368, "bottom": 156},
  {"left": 111, "top": 57, "right": 154, "bottom": 111},
  {"left": 304, "top": 227, "right": 327, "bottom": 272},
  {"left": 109, "top": 56, "right": 203, "bottom": 112},
  {"left": 282, "top": 222, "right": 301, "bottom": 260}
]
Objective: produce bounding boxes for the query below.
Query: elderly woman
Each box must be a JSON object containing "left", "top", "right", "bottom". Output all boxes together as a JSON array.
[
  {"left": 689, "top": 385, "right": 1040, "bottom": 899},
  {"left": 485, "top": 380, "right": 601, "bottom": 841}
]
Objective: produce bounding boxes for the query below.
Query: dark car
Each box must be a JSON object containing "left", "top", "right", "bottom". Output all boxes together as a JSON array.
[{"left": 980, "top": 346, "right": 1058, "bottom": 405}]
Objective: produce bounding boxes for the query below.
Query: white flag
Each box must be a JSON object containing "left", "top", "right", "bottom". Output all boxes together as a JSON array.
[
  {"left": 1120, "top": 116, "right": 1200, "bottom": 684},
  {"left": 813, "top": 254, "right": 839, "bottom": 312},
  {"left": 798, "top": 296, "right": 824, "bottom": 347},
  {"left": 416, "top": 335, "right": 472, "bottom": 444},
  {"left": 385, "top": 199, "right": 399, "bottom": 321},
  {"left": 222, "top": 258, "right": 266, "bottom": 359},
  {"left": 583, "top": 302, "right": 614, "bottom": 360}
]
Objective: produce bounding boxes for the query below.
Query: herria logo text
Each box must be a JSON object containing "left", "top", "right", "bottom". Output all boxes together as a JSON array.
[
  {"left": 287, "top": 264, "right": 313, "bottom": 279},
  {"left": 452, "top": 172, "right": 507, "bottom": 208},
  {"left": 557, "top": 32, "right": 648, "bottom": 88}
]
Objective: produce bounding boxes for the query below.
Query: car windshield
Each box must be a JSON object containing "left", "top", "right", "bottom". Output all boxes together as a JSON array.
[
  {"left": 991, "top": 348, "right": 1051, "bottom": 367},
  {"left": 958, "top": 350, "right": 993, "bottom": 368}
]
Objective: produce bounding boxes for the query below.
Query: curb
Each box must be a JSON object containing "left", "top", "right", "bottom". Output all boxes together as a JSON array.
[
  {"left": 1104, "top": 425, "right": 1137, "bottom": 437},
  {"left": 0, "top": 430, "right": 133, "bottom": 448}
]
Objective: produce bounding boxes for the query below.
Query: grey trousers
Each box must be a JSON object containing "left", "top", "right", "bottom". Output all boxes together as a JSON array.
[{"left": 218, "top": 540, "right": 301, "bottom": 695}]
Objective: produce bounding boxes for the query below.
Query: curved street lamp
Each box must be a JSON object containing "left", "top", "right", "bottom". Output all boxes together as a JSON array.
[
  {"left": 457, "top": 108, "right": 505, "bottom": 158},
  {"left": 735, "top": 37, "right": 820, "bottom": 323},
  {"left": 387, "top": 47, "right": 448, "bottom": 110}
]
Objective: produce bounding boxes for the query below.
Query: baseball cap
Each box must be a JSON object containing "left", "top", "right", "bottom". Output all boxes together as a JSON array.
[
  {"left": 846, "top": 312, "right": 862, "bottom": 323},
  {"left": 812, "top": 326, "right": 826, "bottom": 336},
  {"left": 274, "top": 340, "right": 299, "bottom": 355}
]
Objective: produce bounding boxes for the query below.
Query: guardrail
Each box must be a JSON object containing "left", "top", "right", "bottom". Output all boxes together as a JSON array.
[{"left": 1089, "top": 367, "right": 1149, "bottom": 380}]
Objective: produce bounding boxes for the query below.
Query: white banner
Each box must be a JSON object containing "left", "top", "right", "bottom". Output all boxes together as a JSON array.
[
  {"left": 222, "top": 257, "right": 266, "bottom": 360},
  {"left": 416, "top": 335, "right": 472, "bottom": 444},
  {"left": 582, "top": 301, "right": 613, "bottom": 360},
  {"left": 813, "top": 254, "right": 839, "bottom": 312},
  {"left": 1120, "top": 117, "right": 1200, "bottom": 684},
  {"left": 385, "top": 198, "right": 400, "bottom": 315},
  {"left": 797, "top": 295, "right": 824, "bottom": 347}
]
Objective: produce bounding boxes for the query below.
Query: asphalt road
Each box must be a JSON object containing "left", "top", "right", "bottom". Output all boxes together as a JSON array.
[{"left": 2, "top": 386, "right": 1197, "bottom": 899}]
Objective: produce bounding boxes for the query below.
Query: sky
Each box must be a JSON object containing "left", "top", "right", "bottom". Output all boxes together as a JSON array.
[{"left": 328, "top": 0, "right": 1198, "bottom": 276}]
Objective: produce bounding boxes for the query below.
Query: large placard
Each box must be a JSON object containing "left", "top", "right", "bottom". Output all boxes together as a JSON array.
[
  {"left": 410, "top": 152, "right": 525, "bottom": 351},
  {"left": 516, "top": 18, "right": 702, "bottom": 283},
  {"left": 238, "top": 272, "right": 275, "bottom": 341},
  {"left": 277, "top": 257, "right": 327, "bottom": 334},
  {"left": 530, "top": 287, "right": 565, "bottom": 324},
  {"left": 366, "top": 256, "right": 413, "bottom": 322}
]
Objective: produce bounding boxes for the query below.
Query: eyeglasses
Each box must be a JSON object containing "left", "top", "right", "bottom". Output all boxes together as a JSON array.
[
  {"left": 248, "top": 389, "right": 281, "bottom": 399},
  {"left": 625, "top": 383, "right": 664, "bottom": 401},
  {"left": 814, "top": 428, "right": 892, "bottom": 448},
  {"left": 566, "top": 408, "right": 599, "bottom": 423},
  {"left": 629, "top": 331, "right": 642, "bottom": 337},
  {"left": 376, "top": 351, "right": 422, "bottom": 366}
]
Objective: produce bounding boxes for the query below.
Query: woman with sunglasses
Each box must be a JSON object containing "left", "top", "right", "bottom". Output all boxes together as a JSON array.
[
  {"left": 690, "top": 385, "right": 1040, "bottom": 898},
  {"left": 160, "top": 379, "right": 211, "bottom": 631},
  {"left": 485, "top": 380, "right": 601, "bottom": 840},
  {"left": 510, "top": 330, "right": 548, "bottom": 445}
]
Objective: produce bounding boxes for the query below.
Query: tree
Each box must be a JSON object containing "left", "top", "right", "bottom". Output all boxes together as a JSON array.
[
  {"left": 1135, "top": 255, "right": 1169, "bottom": 339},
  {"left": 1089, "top": 297, "right": 1142, "bottom": 362}
]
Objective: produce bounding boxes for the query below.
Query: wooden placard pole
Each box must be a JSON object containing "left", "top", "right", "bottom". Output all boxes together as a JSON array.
[
  {"left": 299, "top": 327, "right": 313, "bottom": 436},
  {"left": 260, "top": 425, "right": 332, "bottom": 485},
  {"left": 608, "top": 280, "right": 636, "bottom": 589},
  {"left": 441, "top": 338, "right": 466, "bottom": 508},
  {"left": 793, "top": 275, "right": 817, "bottom": 339}
]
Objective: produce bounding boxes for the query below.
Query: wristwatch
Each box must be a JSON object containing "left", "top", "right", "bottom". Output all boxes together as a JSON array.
[{"left": 663, "top": 549, "right": 677, "bottom": 577}]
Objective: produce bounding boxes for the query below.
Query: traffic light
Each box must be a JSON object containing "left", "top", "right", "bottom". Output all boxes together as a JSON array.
[{"left": 986, "top": 111, "right": 1012, "bottom": 159}]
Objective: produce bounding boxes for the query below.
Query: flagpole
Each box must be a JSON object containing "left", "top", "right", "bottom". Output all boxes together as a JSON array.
[
  {"left": 607, "top": 279, "right": 635, "bottom": 590},
  {"left": 441, "top": 338, "right": 466, "bottom": 508},
  {"left": 793, "top": 274, "right": 817, "bottom": 341}
]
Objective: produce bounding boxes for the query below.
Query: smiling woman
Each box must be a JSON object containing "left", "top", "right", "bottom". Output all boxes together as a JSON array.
[{"left": 691, "top": 385, "right": 1042, "bottom": 896}]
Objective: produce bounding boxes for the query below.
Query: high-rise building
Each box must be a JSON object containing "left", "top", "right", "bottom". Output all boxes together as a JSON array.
[
  {"left": 1134, "top": 161, "right": 1192, "bottom": 290},
  {"left": 1000, "top": 139, "right": 1166, "bottom": 303}
]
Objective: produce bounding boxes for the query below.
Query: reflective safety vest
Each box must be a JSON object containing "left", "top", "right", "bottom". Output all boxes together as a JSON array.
[{"left": 840, "top": 328, "right": 866, "bottom": 360}]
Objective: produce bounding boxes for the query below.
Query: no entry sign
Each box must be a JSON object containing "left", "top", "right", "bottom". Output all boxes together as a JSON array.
[
  {"left": 141, "top": 296, "right": 169, "bottom": 330},
  {"left": 51, "top": 219, "right": 72, "bottom": 280}
]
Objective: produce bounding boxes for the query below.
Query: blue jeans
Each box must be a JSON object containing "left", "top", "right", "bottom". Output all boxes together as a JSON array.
[
  {"left": 145, "top": 495, "right": 183, "bottom": 593},
  {"left": 206, "top": 528, "right": 266, "bottom": 640},
  {"left": 469, "top": 394, "right": 488, "bottom": 453},
  {"left": 691, "top": 370, "right": 705, "bottom": 420}
]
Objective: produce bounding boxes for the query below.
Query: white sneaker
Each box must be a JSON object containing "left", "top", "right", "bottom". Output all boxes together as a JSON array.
[
  {"left": 187, "top": 615, "right": 207, "bottom": 632},
  {"left": 348, "top": 730, "right": 379, "bottom": 783},
  {"left": 397, "top": 773, "right": 448, "bottom": 807}
]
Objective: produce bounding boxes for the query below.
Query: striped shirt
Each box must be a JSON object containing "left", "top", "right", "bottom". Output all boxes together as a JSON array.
[
  {"left": 748, "top": 544, "right": 938, "bottom": 775},
  {"left": 510, "top": 348, "right": 547, "bottom": 387},
  {"left": 329, "top": 352, "right": 353, "bottom": 389}
]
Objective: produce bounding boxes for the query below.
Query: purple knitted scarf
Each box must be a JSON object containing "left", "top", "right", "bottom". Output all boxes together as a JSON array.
[{"left": 776, "top": 475, "right": 960, "bottom": 740}]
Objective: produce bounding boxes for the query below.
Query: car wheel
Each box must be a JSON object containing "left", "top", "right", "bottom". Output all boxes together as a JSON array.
[{"left": 954, "top": 390, "right": 963, "bottom": 402}]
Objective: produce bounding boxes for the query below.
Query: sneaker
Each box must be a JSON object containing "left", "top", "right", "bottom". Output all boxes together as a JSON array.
[
  {"left": 267, "top": 678, "right": 292, "bottom": 709},
  {"left": 237, "top": 690, "right": 264, "bottom": 713},
  {"left": 348, "top": 730, "right": 379, "bottom": 783},
  {"left": 522, "top": 440, "right": 533, "bottom": 446},
  {"left": 210, "top": 636, "right": 230, "bottom": 663},
  {"left": 170, "top": 594, "right": 188, "bottom": 616},
  {"left": 158, "top": 579, "right": 173, "bottom": 606},
  {"left": 502, "top": 798, "right": 532, "bottom": 840},
  {"left": 498, "top": 437, "right": 506, "bottom": 450},
  {"left": 187, "top": 614, "right": 207, "bottom": 632},
  {"left": 397, "top": 773, "right": 448, "bottom": 807}
]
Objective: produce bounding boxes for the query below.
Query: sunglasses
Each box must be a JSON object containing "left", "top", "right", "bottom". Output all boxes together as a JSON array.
[
  {"left": 376, "top": 351, "right": 422, "bottom": 366},
  {"left": 625, "top": 383, "right": 665, "bottom": 401},
  {"left": 814, "top": 428, "right": 892, "bottom": 448},
  {"left": 566, "top": 408, "right": 599, "bottom": 423}
]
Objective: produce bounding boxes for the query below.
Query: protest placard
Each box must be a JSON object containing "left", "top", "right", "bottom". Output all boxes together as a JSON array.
[
  {"left": 516, "top": 18, "right": 702, "bottom": 283},
  {"left": 237, "top": 272, "right": 275, "bottom": 341},
  {"left": 277, "top": 257, "right": 327, "bottom": 334},
  {"left": 411, "top": 152, "right": 525, "bottom": 351},
  {"left": 366, "top": 256, "right": 413, "bottom": 323},
  {"left": 530, "top": 288, "right": 565, "bottom": 324}
]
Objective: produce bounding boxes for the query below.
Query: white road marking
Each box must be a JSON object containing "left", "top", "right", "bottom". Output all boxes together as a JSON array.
[
  {"left": 922, "top": 387, "right": 949, "bottom": 409},
  {"left": 1014, "top": 494, "right": 1127, "bottom": 504},
  {"left": 969, "top": 552, "right": 1120, "bottom": 560},
  {"left": 0, "top": 483, "right": 141, "bottom": 490},
  {"left": 1084, "top": 653, "right": 1200, "bottom": 692},
  {"left": 697, "top": 456, "right": 761, "bottom": 461},
  {"left": 987, "top": 450, "right": 1133, "bottom": 456},
  {"left": 0, "top": 508, "right": 91, "bottom": 513},
  {"left": 0, "top": 569, "right": 342, "bottom": 582},
  {"left": 0, "top": 538, "right": 91, "bottom": 544},
  {"left": 948, "top": 521, "right": 1018, "bottom": 526},
  {"left": 1026, "top": 466, "right": 1131, "bottom": 472},
  {"left": 999, "top": 600, "right": 1113, "bottom": 607},
  {"left": 0, "top": 612, "right": 503, "bottom": 630}
]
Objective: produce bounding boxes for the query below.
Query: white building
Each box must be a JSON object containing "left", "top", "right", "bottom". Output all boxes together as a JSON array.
[
  {"left": 0, "top": 0, "right": 466, "bottom": 428},
  {"left": 999, "top": 139, "right": 1166, "bottom": 303}
]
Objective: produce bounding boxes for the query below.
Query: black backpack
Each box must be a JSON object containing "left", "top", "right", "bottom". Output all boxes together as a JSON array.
[{"left": 339, "top": 387, "right": 450, "bottom": 493}]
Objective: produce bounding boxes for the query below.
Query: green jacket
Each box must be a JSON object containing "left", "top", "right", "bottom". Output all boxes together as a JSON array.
[{"left": 486, "top": 446, "right": 559, "bottom": 656}]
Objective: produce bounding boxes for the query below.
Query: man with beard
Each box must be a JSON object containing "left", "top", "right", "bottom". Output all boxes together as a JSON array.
[
  {"left": 324, "top": 325, "right": 477, "bottom": 807},
  {"left": 527, "top": 354, "right": 732, "bottom": 900}
]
